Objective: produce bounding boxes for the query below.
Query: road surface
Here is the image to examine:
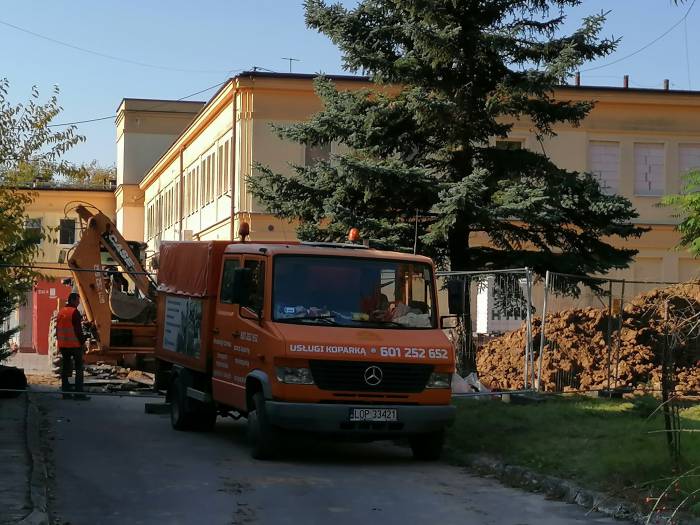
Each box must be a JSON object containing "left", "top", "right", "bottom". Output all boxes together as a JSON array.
[{"left": 38, "top": 393, "right": 627, "bottom": 525}]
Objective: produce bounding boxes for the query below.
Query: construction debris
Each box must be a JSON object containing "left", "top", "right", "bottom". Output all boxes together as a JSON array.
[
  {"left": 83, "top": 363, "right": 154, "bottom": 393},
  {"left": 477, "top": 282, "right": 700, "bottom": 394}
]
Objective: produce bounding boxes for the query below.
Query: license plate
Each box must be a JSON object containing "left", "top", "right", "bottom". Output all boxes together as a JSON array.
[{"left": 349, "top": 408, "right": 398, "bottom": 422}]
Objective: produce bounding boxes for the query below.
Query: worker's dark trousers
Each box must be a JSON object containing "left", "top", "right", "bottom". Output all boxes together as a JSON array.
[{"left": 60, "top": 348, "right": 84, "bottom": 393}]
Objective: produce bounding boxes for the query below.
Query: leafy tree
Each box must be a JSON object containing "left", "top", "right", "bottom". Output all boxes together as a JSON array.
[
  {"left": 0, "top": 79, "right": 83, "bottom": 360},
  {"left": 66, "top": 160, "right": 116, "bottom": 188},
  {"left": 661, "top": 171, "right": 700, "bottom": 257},
  {"left": 250, "top": 0, "right": 646, "bottom": 274},
  {"left": 12, "top": 158, "right": 115, "bottom": 189}
]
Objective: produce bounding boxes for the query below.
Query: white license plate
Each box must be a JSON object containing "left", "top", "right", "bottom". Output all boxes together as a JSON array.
[{"left": 349, "top": 408, "right": 398, "bottom": 422}]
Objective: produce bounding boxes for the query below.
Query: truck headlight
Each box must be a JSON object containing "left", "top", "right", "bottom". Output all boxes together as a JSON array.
[
  {"left": 275, "top": 367, "right": 314, "bottom": 385},
  {"left": 426, "top": 372, "right": 451, "bottom": 389}
]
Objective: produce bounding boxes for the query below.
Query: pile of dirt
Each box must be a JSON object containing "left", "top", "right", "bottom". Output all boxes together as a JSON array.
[{"left": 477, "top": 282, "right": 700, "bottom": 394}]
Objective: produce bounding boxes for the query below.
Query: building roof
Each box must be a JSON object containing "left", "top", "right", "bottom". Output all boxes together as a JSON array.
[{"left": 16, "top": 185, "right": 115, "bottom": 193}]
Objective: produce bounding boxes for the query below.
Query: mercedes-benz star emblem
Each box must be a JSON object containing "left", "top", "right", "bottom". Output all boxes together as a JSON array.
[{"left": 364, "top": 365, "right": 383, "bottom": 386}]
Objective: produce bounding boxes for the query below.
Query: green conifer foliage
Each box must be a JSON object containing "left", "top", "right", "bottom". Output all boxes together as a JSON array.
[{"left": 250, "top": 0, "right": 646, "bottom": 273}]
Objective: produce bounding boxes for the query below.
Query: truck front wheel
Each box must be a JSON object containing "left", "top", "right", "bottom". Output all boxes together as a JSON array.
[
  {"left": 247, "top": 392, "right": 277, "bottom": 460},
  {"left": 409, "top": 430, "right": 445, "bottom": 461}
]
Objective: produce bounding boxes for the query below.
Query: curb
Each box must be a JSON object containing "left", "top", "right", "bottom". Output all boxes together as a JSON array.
[
  {"left": 456, "top": 453, "right": 647, "bottom": 524},
  {"left": 17, "top": 394, "right": 49, "bottom": 525}
]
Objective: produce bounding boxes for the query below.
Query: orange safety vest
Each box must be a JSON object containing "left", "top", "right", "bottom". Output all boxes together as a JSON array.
[{"left": 56, "top": 306, "right": 82, "bottom": 348}]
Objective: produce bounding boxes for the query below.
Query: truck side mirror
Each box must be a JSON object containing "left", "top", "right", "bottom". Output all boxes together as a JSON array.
[
  {"left": 447, "top": 279, "right": 465, "bottom": 316},
  {"left": 231, "top": 268, "right": 252, "bottom": 306}
]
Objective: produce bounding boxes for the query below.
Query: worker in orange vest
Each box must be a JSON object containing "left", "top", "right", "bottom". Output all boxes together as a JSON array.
[{"left": 56, "top": 293, "right": 88, "bottom": 400}]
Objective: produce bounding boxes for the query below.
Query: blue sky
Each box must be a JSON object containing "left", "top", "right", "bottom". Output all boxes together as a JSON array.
[{"left": 0, "top": 1, "right": 697, "bottom": 166}]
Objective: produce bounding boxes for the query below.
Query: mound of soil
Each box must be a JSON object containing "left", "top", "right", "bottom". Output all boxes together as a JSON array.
[{"left": 476, "top": 282, "right": 700, "bottom": 394}]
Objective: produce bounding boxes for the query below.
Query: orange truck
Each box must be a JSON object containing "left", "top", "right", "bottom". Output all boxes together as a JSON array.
[{"left": 154, "top": 239, "right": 456, "bottom": 459}]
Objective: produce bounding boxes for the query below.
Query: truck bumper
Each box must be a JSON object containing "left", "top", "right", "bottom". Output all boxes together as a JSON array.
[{"left": 265, "top": 401, "right": 455, "bottom": 436}]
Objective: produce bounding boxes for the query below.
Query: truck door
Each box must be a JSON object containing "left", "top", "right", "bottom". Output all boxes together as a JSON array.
[
  {"left": 211, "top": 255, "right": 246, "bottom": 409},
  {"left": 211, "top": 255, "right": 269, "bottom": 411}
]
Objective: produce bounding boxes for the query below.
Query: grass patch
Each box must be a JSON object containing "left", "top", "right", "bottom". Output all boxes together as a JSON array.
[{"left": 447, "top": 395, "right": 700, "bottom": 513}]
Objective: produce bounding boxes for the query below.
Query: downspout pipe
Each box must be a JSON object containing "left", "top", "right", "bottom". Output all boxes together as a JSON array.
[{"left": 230, "top": 82, "right": 238, "bottom": 241}]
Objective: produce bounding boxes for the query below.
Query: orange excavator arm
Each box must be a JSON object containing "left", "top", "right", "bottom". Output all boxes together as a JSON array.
[{"left": 67, "top": 205, "right": 155, "bottom": 354}]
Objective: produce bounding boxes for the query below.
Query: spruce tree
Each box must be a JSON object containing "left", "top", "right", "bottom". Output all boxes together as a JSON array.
[{"left": 250, "top": 0, "right": 646, "bottom": 274}]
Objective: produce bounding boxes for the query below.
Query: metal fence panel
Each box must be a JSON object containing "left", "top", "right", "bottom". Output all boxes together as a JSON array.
[{"left": 437, "top": 268, "right": 535, "bottom": 389}]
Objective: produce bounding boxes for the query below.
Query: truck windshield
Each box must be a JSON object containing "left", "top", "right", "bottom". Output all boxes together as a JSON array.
[{"left": 272, "top": 255, "right": 436, "bottom": 329}]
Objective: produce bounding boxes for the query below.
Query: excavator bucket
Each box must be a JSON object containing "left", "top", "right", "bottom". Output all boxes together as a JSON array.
[{"left": 109, "top": 287, "right": 151, "bottom": 321}]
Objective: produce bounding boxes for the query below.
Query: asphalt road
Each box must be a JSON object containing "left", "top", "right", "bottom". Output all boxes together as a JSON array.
[{"left": 38, "top": 393, "right": 628, "bottom": 525}]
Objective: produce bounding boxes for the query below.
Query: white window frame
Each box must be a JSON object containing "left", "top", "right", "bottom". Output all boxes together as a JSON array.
[
  {"left": 634, "top": 143, "right": 665, "bottom": 197},
  {"left": 588, "top": 141, "right": 620, "bottom": 195}
]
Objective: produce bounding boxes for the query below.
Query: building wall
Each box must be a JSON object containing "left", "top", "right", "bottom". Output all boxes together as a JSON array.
[
  {"left": 137, "top": 75, "right": 700, "bottom": 289},
  {"left": 13, "top": 188, "right": 116, "bottom": 351},
  {"left": 116, "top": 99, "right": 204, "bottom": 243},
  {"left": 504, "top": 86, "right": 700, "bottom": 287}
]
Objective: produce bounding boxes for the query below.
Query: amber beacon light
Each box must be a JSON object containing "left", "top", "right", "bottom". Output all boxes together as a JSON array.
[{"left": 238, "top": 221, "right": 250, "bottom": 242}]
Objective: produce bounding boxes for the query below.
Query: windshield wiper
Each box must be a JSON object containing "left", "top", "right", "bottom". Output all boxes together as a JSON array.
[
  {"left": 339, "top": 317, "right": 404, "bottom": 328},
  {"left": 281, "top": 315, "right": 340, "bottom": 325}
]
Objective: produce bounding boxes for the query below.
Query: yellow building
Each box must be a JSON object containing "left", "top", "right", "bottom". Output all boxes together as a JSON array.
[
  {"left": 504, "top": 85, "right": 700, "bottom": 290},
  {"left": 132, "top": 73, "right": 372, "bottom": 252},
  {"left": 8, "top": 187, "right": 116, "bottom": 353},
  {"left": 131, "top": 72, "right": 700, "bottom": 291}
]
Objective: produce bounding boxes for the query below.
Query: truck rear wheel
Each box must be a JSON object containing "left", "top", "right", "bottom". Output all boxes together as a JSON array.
[
  {"left": 409, "top": 430, "right": 445, "bottom": 461},
  {"left": 247, "top": 392, "right": 277, "bottom": 460},
  {"left": 169, "top": 379, "right": 196, "bottom": 431}
]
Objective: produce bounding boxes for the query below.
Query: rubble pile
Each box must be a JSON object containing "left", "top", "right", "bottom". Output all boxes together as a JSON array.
[
  {"left": 477, "top": 282, "right": 700, "bottom": 394},
  {"left": 84, "top": 364, "right": 155, "bottom": 393}
]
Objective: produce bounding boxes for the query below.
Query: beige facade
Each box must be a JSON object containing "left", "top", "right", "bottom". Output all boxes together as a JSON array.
[
  {"left": 139, "top": 73, "right": 372, "bottom": 254},
  {"left": 133, "top": 74, "right": 700, "bottom": 287},
  {"left": 116, "top": 98, "right": 205, "bottom": 242},
  {"left": 24, "top": 188, "right": 116, "bottom": 268},
  {"left": 504, "top": 86, "right": 700, "bottom": 290},
  {"left": 9, "top": 187, "right": 116, "bottom": 351}
]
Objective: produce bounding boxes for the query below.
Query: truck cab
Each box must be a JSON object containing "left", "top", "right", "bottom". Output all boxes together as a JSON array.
[{"left": 156, "top": 241, "right": 455, "bottom": 459}]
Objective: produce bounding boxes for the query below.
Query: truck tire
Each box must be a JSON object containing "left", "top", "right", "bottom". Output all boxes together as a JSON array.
[
  {"left": 409, "top": 430, "right": 445, "bottom": 461},
  {"left": 48, "top": 313, "right": 62, "bottom": 377},
  {"left": 169, "top": 379, "right": 196, "bottom": 431},
  {"left": 247, "top": 392, "right": 277, "bottom": 460}
]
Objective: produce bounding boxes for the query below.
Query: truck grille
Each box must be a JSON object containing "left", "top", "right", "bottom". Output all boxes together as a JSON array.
[{"left": 309, "top": 360, "right": 433, "bottom": 393}]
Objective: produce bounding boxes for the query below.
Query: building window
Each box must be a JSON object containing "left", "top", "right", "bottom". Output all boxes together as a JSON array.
[
  {"left": 635, "top": 143, "right": 665, "bottom": 196},
  {"left": 304, "top": 142, "right": 331, "bottom": 166},
  {"left": 209, "top": 154, "right": 215, "bottom": 203},
  {"left": 59, "top": 219, "right": 76, "bottom": 245},
  {"left": 24, "top": 218, "right": 42, "bottom": 244},
  {"left": 224, "top": 140, "right": 231, "bottom": 194},
  {"left": 588, "top": 141, "right": 620, "bottom": 194},
  {"left": 679, "top": 144, "right": 700, "bottom": 180},
  {"left": 495, "top": 140, "right": 523, "bottom": 150},
  {"left": 218, "top": 145, "right": 224, "bottom": 196}
]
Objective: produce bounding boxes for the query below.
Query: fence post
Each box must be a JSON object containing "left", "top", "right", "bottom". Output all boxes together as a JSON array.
[
  {"left": 606, "top": 279, "right": 613, "bottom": 395},
  {"left": 614, "top": 279, "right": 625, "bottom": 389},
  {"left": 537, "top": 270, "right": 550, "bottom": 391},
  {"left": 526, "top": 268, "right": 535, "bottom": 388}
]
